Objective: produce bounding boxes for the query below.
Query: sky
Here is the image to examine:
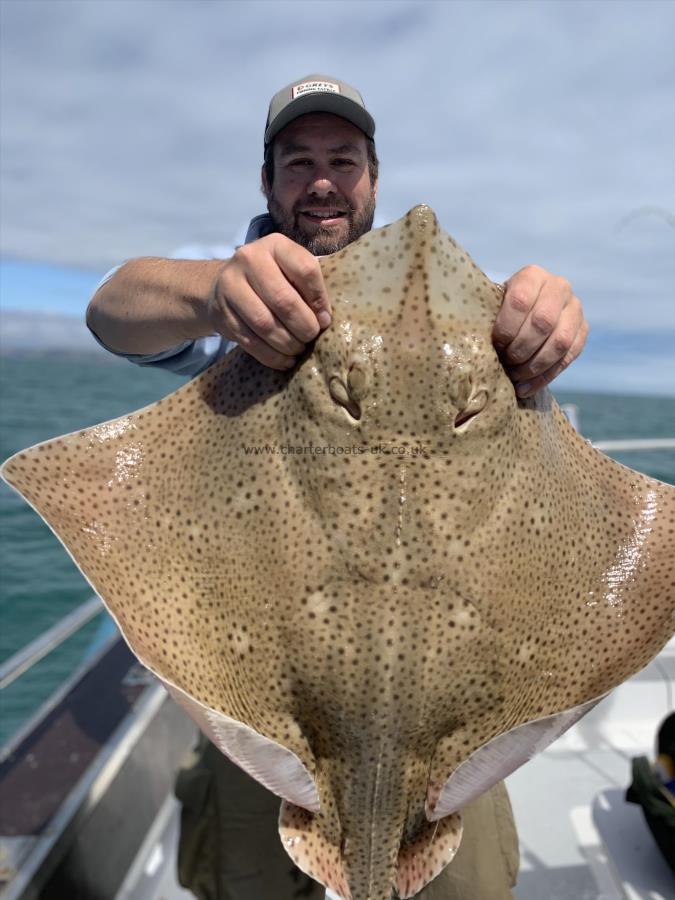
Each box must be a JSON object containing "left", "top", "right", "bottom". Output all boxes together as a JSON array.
[{"left": 0, "top": 0, "right": 674, "bottom": 394}]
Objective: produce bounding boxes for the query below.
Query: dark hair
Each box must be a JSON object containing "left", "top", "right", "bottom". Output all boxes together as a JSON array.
[{"left": 263, "top": 138, "right": 379, "bottom": 190}]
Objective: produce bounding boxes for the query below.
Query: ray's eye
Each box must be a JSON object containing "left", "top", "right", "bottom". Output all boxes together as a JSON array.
[
  {"left": 329, "top": 355, "right": 369, "bottom": 421},
  {"left": 329, "top": 376, "right": 362, "bottom": 420},
  {"left": 347, "top": 360, "right": 368, "bottom": 400},
  {"left": 454, "top": 390, "right": 488, "bottom": 429}
]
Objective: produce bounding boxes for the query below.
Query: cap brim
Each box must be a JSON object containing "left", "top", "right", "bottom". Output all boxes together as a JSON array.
[{"left": 265, "top": 94, "right": 375, "bottom": 146}]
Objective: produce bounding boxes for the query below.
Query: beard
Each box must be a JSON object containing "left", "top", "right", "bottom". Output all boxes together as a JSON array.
[{"left": 266, "top": 190, "right": 377, "bottom": 256}]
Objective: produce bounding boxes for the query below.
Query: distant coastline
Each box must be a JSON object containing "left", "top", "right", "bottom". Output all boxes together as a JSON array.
[{"left": 1, "top": 347, "right": 124, "bottom": 363}]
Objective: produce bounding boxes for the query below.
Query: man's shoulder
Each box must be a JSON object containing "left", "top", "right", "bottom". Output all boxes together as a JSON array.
[{"left": 244, "top": 214, "right": 276, "bottom": 244}]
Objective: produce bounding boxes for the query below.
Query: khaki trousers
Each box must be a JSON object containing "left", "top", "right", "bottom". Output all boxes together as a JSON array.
[{"left": 175, "top": 737, "right": 519, "bottom": 900}]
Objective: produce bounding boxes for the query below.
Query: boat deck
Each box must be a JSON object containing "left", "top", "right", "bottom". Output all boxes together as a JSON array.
[{"left": 508, "top": 637, "right": 674, "bottom": 899}]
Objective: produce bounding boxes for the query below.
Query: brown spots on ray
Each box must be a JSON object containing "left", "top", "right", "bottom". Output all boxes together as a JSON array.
[{"left": 2, "top": 205, "right": 674, "bottom": 900}]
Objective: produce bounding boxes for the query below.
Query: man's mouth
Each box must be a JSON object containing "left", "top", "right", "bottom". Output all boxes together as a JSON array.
[{"left": 298, "top": 209, "right": 348, "bottom": 224}]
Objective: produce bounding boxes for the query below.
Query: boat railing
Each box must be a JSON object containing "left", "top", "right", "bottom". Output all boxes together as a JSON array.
[
  {"left": 0, "top": 593, "right": 195, "bottom": 900},
  {"left": 592, "top": 437, "right": 675, "bottom": 451},
  {"left": 0, "top": 595, "right": 104, "bottom": 691},
  {"left": 561, "top": 403, "right": 675, "bottom": 452}
]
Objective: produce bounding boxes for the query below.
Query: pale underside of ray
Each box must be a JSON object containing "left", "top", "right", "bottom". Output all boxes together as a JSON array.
[{"left": 2, "top": 205, "right": 674, "bottom": 900}]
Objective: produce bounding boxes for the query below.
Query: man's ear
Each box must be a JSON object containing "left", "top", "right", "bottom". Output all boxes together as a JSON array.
[{"left": 261, "top": 165, "right": 271, "bottom": 199}]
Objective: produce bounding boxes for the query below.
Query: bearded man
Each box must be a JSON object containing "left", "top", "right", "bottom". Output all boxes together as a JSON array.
[{"left": 87, "top": 74, "right": 587, "bottom": 899}]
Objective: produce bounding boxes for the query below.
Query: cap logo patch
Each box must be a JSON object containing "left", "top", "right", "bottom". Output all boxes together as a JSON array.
[{"left": 292, "top": 80, "right": 341, "bottom": 99}]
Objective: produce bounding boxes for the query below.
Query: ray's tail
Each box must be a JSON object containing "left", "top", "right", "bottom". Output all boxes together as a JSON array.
[{"left": 278, "top": 754, "right": 462, "bottom": 900}]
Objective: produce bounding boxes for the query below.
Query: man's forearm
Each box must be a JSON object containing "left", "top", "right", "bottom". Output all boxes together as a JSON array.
[{"left": 86, "top": 257, "right": 228, "bottom": 354}]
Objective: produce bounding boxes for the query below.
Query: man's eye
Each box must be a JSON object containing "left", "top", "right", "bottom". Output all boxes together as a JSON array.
[
  {"left": 333, "top": 158, "right": 356, "bottom": 167},
  {"left": 289, "top": 159, "right": 312, "bottom": 167}
]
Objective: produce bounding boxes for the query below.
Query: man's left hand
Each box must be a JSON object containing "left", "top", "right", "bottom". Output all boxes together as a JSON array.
[{"left": 492, "top": 265, "right": 589, "bottom": 399}]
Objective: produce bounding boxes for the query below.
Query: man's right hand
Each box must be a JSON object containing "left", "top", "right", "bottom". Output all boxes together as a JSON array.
[{"left": 208, "top": 234, "right": 332, "bottom": 370}]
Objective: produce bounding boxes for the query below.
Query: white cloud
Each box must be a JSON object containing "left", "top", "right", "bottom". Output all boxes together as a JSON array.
[{"left": 1, "top": 0, "right": 674, "bottom": 337}]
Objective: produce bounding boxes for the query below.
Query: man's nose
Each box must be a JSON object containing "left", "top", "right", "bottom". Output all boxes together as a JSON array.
[{"left": 307, "top": 172, "right": 336, "bottom": 197}]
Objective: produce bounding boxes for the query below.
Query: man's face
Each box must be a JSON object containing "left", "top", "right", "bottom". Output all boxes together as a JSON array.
[{"left": 263, "top": 113, "right": 377, "bottom": 255}]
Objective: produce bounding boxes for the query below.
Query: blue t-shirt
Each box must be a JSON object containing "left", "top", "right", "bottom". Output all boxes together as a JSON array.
[{"left": 89, "top": 214, "right": 276, "bottom": 378}]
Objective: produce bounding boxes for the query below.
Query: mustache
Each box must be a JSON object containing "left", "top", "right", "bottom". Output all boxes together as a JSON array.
[{"left": 293, "top": 199, "right": 354, "bottom": 214}]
